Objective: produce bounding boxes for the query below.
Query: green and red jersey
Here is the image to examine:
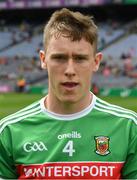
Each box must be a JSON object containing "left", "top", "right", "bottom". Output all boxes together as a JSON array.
[{"left": 0, "top": 94, "right": 137, "bottom": 179}]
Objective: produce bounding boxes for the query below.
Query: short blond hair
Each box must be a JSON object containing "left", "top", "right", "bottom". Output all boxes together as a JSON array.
[{"left": 43, "top": 8, "right": 98, "bottom": 53}]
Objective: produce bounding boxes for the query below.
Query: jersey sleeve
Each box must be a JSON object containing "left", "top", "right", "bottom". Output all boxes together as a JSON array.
[
  {"left": 122, "top": 131, "right": 137, "bottom": 178},
  {"left": 0, "top": 130, "right": 17, "bottom": 179}
]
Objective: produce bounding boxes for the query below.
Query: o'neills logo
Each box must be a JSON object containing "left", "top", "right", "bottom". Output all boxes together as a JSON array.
[
  {"left": 57, "top": 131, "right": 81, "bottom": 139},
  {"left": 95, "top": 136, "right": 110, "bottom": 156}
]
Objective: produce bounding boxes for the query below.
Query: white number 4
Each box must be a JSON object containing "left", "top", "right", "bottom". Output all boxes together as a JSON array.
[{"left": 62, "top": 140, "right": 75, "bottom": 157}]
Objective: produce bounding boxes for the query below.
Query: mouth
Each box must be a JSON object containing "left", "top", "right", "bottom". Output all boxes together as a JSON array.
[{"left": 61, "top": 82, "right": 79, "bottom": 89}]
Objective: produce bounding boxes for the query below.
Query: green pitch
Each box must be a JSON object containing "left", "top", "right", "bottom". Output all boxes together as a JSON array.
[
  {"left": 0, "top": 93, "right": 43, "bottom": 119},
  {"left": 0, "top": 93, "right": 137, "bottom": 119}
]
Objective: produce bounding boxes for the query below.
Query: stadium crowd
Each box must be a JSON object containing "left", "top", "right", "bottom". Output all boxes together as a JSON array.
[{"left": 0, "top": 13, "right": 137, "bottom": 92}]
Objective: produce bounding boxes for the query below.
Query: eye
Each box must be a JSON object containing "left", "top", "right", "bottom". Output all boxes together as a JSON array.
[
  {"left": 74, "top": 56, "right": 88, "bottom": 62},
  {"left": 51, "top": 54, "right": 68, "bottom": 62}
]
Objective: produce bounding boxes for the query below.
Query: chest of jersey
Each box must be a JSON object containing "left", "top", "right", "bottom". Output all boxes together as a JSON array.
[{"left": 12, "top": 112, "right": 129, "bottom": 179}]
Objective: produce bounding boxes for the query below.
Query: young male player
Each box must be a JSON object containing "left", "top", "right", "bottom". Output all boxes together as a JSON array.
[{"left": 0, "top": 8, "right": 137, "bottom": 179}]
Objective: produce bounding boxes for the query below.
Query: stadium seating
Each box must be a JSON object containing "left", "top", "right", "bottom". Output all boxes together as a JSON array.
[
  {"left": 103, "top": 34, "right": 137, "bottom": 58},
  {"left": 0, "top": 19, "right": 137, "bottom": 91}
]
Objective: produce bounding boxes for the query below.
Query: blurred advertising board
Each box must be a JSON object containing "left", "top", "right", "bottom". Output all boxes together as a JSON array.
[
  {"left": 0, "top": 85, "right": 11, "bottom": 93},
  {"left": 123, "top": 0, "right": 137, "bottom": 4},
  {"left": 100, "top": 88, "right": 137, "bottom": 97},
  {"left": 0, "top": 0, "right": 118, "bottom": 10}
]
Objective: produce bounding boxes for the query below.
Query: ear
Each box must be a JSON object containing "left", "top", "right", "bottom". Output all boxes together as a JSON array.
[
  {"left": 39, "top": 50, "right": 47, "bottom": 69},
  {"left": 93, "top": 52, "right": 103, "bottom": 72}
]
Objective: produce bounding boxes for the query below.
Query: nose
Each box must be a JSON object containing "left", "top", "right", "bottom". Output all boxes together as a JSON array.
[{"left": 64, "top": 59, "right": 76, "bottom": 77}]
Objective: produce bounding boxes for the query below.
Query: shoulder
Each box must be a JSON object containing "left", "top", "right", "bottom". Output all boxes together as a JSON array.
[
  {"left": 94, "top": 96, "right": 137, "bottom": 125},
  {"left": 0, "top": 100, "right": 41, "bottom": 134}
]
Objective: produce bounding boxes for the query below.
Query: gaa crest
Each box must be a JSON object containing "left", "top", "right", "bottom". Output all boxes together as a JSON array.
[{"left": 94, "top": 136, "right": 110, "bottom": 156}]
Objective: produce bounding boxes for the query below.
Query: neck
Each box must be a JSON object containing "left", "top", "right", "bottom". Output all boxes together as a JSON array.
[{"left": 44, "top": 92, "right": 93, "bottom": 114}]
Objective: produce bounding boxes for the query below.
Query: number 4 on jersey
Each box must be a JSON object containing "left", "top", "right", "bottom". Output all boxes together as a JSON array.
[{"left": 62, "top": 140, "right": 75, "bottom": 157}]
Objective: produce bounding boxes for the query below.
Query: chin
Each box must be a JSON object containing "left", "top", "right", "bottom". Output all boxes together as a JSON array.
[{"left": 60, "top": 96, "right": 79, "bottom": 104}]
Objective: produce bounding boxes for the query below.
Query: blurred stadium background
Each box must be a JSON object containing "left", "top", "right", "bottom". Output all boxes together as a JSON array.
[{"left": 0, "top": 0, "right": 137, "bottom": 119}]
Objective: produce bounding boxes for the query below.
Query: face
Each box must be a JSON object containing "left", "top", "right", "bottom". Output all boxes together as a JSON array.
[{"left": 40, "top": 35, "right": 102, "bottom": 104}]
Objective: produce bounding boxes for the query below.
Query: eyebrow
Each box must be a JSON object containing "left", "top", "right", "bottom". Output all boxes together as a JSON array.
[
  {"left": 72, "top": 54, "right": 89, "bottom": 59},
  {"left": 50, "top": 53, "right": 89, "bottom": 59},
  {"left": 50, "top": 53, "right": 68, "bottom": 59}
]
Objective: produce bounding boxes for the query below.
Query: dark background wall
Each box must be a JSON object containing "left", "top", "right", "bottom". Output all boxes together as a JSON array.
[{"left": 0, "top": 4, "right": 137, "bottom": 24}]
